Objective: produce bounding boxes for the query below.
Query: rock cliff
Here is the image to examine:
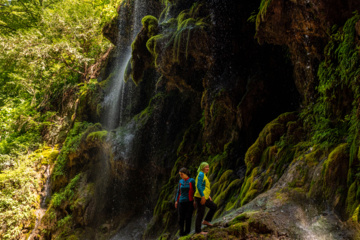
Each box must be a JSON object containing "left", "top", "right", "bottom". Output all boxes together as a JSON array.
[{"left": 38, "top": 0, "right": 360, "bottom": 239}]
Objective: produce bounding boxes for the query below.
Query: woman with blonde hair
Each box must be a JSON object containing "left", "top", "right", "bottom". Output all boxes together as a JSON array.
[{"left": 194, "top": 162, "right": 217, "bottom": 234}]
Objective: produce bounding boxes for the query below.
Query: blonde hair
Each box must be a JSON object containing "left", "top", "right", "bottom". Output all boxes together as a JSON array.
[{"left": 197, "top": 162, "right": 209, "bottom": 173}]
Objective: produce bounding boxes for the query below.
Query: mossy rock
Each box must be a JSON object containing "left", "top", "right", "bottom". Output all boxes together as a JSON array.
[
  {"left": 244, "top": 143, "right": 262, "bottom": 174},
  {"left": 228, "top": 213, "right": 250, "bottom": 225},
  {"left": 241, "top": 189, "right": 258, "bottom": 206},
  {"left": 191, "top": 233, "right": 206, "bottom": 240},
  {"left": 244, "top": 112, "right": 296, "bottom": 175},
  {"left": 178, "top": 236, "right": 191, "bottom": 240},
  {"left": 129, "top": 15, "right": 159, "bottom": 85},
  {"left": 346, "top": 181, "right": 360, "bottom": 215},
  {"left": 86, "top": 130, "right": 108, "bottom": 143},
  {"left": 213, "top": 178, "right": 242, "bottom": 207},
  {"left": 144, "top": 3, "right": 212, "bottom": 92},
  {"left": 206, "top": 228, "right": 230, "bottom": 239},
  {"left": 323, "top": 143, "right": 349, "bottom": 197},
  {"left": 227, "top": 222, "right": 249, "bottom": 238},
  {"left": 351, "top": 205, "right": 360, "bottom": 222},
  {"left": 141, "top": 15, "right": 159, "bottom": 38},
  {"left": 66, "top": 235, "right": 79, "bottom": 240},
  {"left": 158, "top": 232, "right": 170, "bottom": 240}
]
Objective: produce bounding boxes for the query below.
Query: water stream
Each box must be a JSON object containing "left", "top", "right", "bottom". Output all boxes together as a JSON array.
[
  {"left": 100, "top": 0, "right": 154, "bottom": 239},
  {"left": 102, "top": 0, "right": 147, "bottom": 130},
  {"left": 27, "top": 165, "right": 51, "bottom": 240}
]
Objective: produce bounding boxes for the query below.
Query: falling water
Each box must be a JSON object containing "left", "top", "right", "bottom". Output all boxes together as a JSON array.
[
  {"left": 102, "top": 50, "right": 131, "bottom": 129},
  {"left": 102, "top": 0, "right": 147, "bottom": 130},
  {"left": 99, "top": 0, "right": 154, "bottom": 239},
  {"left": 27, "top": 165, "right": 51, "bottom": 240}
]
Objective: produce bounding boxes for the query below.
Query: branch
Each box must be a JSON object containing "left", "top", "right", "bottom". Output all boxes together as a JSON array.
[
  {"left": 58, "top": 55, "right": 86, "bottom": 77},
  {"left": 17, "top": 0, "right": 39, "bottom": 22},
  {"left": 0, "top": 23, "right": 16, "bottom": 33}
]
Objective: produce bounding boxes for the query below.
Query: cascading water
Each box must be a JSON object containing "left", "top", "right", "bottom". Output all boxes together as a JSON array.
[
  {"left": 27, "top": 165, "right": 51, "bottom": 240},
  {"left": 99, "top": 0, "right": 159, "bottom": 239},
  {"left": 102, "top": 0, "right": 147, "bottom": 130}
]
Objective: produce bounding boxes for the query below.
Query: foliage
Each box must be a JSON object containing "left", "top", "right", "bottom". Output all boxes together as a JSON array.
[
  {"left": 248, "top": 0, "right": 272, "bottom": 30},
  {"left": 0, "top": 0, "right": 47, "bottom": 36},
  {"left": 0, "top": 0, "right": 117, "bottom": 238},
  {"left": 0, "top": 0, "right": 118, "bottom": 171},
  {"left": 0, "top": 100, "right": 54, "bottom": 170},
  {"left": 0, "top": 144, "right": 59, "bottom": 240},
  {"left": 146, "top": 2, "right": 210, "bottom": 65},
  {"left": 301, "top": 13, "right": 360, "bottom": 149},
  {"left": 0, "top": 0, "right": 121, "bottom": 36},
  {"left": 52, "top": 121, "right": 100, "bottom": 179},
  {"left": 51, "top": 174, "right": 81, "bottom": 208}
]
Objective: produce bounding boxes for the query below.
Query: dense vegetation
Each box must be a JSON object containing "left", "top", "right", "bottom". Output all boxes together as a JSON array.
[
  {"left": 2, "top": 0, "right": 360, "bottom": 239},
  {"left": 0, "top": 0, "right": 120, "bottom": 238}
]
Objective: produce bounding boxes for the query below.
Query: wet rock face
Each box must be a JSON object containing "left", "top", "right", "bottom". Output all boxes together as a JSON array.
[
  {"left": 103, "top": 0, "right": 162, "bottom": 47},
  {"left": 256, "top": 0, "right": 360, "bottom": 102},
  {"left": 200, "top": 0, "right": 300, "bottom": 153}
]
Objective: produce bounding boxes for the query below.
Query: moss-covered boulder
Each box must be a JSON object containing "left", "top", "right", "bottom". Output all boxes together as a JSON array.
[{"left": 128, "top": 15, "right": 160, "bottom": 85}]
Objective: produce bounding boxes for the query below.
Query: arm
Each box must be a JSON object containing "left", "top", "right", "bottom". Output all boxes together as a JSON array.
[
  {"left": 196, "top": 172, "right": 205, "bottom": 197},
  {"left": 189, "top": 179, "right": 195, "bottom": 199},
  {"left": 175, "top": 182, "right": 181, "bottom": 208},
  {"left": 197, "top": 172, "right": 206, "bottom": 205},
  {"left": 190, "top": 179, "right": 196, "bottom": 207}
]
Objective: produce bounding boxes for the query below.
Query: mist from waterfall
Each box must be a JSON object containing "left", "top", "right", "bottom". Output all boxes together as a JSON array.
[
  {"left": 99, "top": 0, "right": 156, "bottom": 239},
  {"left": 102, "top": 0, "right": 147, "bottom": 130}
]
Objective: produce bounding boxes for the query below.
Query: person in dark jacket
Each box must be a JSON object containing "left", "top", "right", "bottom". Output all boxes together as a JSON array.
[{"left": 175, "top": 167, "right": 196, "bottom": 236}]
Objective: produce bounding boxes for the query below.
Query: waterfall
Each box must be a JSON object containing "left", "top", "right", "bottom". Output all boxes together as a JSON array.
[
  {"left": 102, "top": 0, "right": 147, "bottom": 130},
  {"left": 102, "top": 50, "right": 131, "bottom": 129},
  {"left": 99, "top": 0, "right": 156, "bottom": 239}
]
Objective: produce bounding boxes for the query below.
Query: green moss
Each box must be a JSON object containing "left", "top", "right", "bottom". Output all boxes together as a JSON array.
[
  {"left": 227, "top": 222, "right": 249, "bottom": 238},
  {"left": 241, "top": 189, "right": 258, "bottom": 206},
  {"left": 51, "top": 173, "right": 82, "bottom": 208},
  {"left": 141, "top": 15, "right": 159, "bottom": 38},
  {"left": 228, "top": 213, "right": 249, "bottom": 226},
  {"left": 52, "top": 122, "right": 102, "bottom": 180},
  {"left": 352, "top": 205, "right": 360, "bottom": 222},
  {"left": 178, "top": 236, "right": 191, "bottom": 240},
  {"left": 86, "top": 130, "right": 108, "bottom": 142},
  {"left": 303, "top": 147, "right": 324, "bottom": 166},
  {"left": 57, "top": 215, "right": 72, "bottom": 228},
  {"left": 322, "top": 143, "right": 348, "bottom": 192},
  {"left": 207, "top": 228, "right": 230, "bottom": 239},
  {"left": 244, "top": 143, "right": 262, "bottom": 175},
  {"left": 301, "top": 13, "right": 360, "bottom": 149},
  {"left": 146, "top": 34, "right": 164, "bottom": 67},
  {"left": 146, "top": 2, "right": 210, "bottom": 68},
  {"left": 251, "top": 0, "right": 273, "bottom": 31},
  {"left": 244, "top": 113, "right": 294, "bottom": 175},
  {"left": 347, "top": 181, "right": 359, "bottom": 215},
  {"left": 191, "top": 234, "right": 206, "bottom": 240},
  {"left": 240, "top": 167, "right": 260, "bottom": 202},
  {"left": 275, "top": 147, "right": 295, "bottom": 175},
  {"left": 213, "top": 178, "right": 242, "bottom": 209},
  {"left": 66, "top": 235, "right": 79, "bottom": 240},
  {"left": 129, "top": 15, "right": 159, "bottom": 85}
]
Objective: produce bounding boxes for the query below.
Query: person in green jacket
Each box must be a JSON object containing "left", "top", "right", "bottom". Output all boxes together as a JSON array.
[{"left": 194, "top": 162, "right": 217, "bottom": 234}]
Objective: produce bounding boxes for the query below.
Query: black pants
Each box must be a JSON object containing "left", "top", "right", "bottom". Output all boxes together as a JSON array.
[
  {"left": 195, "top": 197, "right": 217, "bottom": 233},
  {"left": 178, "top": 201, "right": 194, "bottom": 236}
]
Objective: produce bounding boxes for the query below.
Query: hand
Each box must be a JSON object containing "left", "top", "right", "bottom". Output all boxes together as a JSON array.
[
  {"left": 200, "top": 196, "right": 206, "bottom": 205},
  {"left": 209, "top": 196, "right": 212, "bottom": 201},
  {"left": 175, "top": 201, "right": 178, "bottom": 209}
]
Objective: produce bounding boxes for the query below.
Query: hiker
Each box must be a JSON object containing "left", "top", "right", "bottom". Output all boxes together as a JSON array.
[
  {"left": 194, "top": 162, "right": 217, "bottom": 235},
  {"left": 175, "top": 167, "right": 196, "bottom": 236}
]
